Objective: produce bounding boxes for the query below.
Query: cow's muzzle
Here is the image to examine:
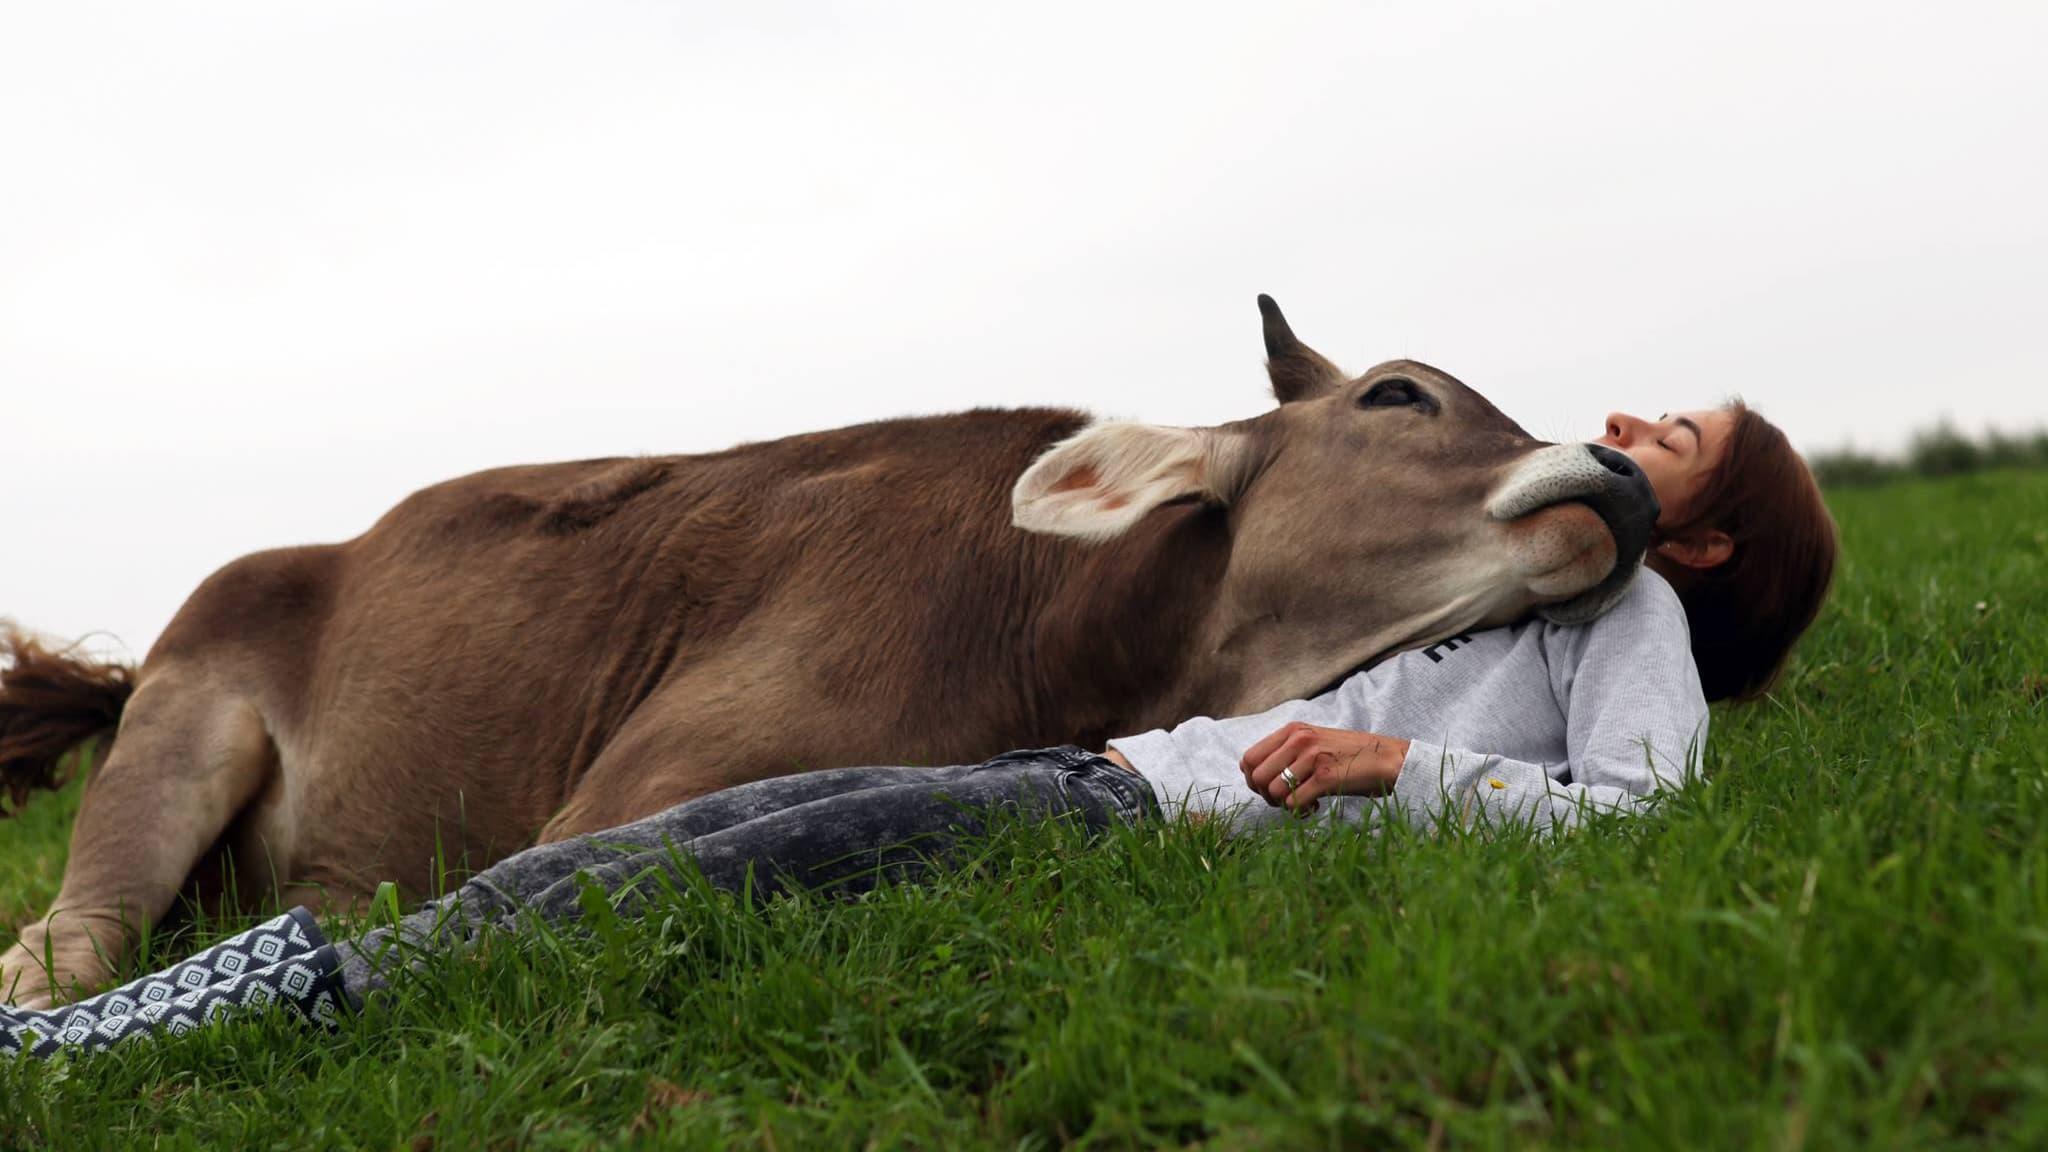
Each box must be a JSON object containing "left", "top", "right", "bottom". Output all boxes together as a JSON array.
[{"left": 1487, "top": 443, "right": 1660, "bottom": 624}]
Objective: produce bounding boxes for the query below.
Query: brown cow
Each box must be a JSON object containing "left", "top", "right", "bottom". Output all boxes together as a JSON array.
[{"left": 0, "top": 297, "right": 1656, "bottom": 1006}]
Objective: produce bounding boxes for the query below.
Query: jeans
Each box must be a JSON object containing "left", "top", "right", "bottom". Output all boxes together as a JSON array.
[
  {"left": 336, "top": 745, "right": 1160, "bottom": 1002},
  {"left": 5, "top": 747, "right": 1157, "bottom": 1056}
]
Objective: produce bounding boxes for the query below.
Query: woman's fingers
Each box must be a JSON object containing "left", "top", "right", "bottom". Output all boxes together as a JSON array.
[
  {"left": 1244, "top": 725, "right": 1406, "bottom": 811},
  {"left": 1240, "top": 722, "right": 1304, "bottom": 782},
  {"left": 1246, "top": 725, "right": 1316, "bottom": 806},
  {"left": 1284, "top": 751, "right": 1346, "bottom": 812},
  {"left": 1267, "top": 730, "right": 1327, "bottom": 805}
]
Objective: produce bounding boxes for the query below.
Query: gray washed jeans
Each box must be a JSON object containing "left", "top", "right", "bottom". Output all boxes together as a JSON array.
[{"left": 336, "top": 745, "right": 1159, "bottom": 1003}]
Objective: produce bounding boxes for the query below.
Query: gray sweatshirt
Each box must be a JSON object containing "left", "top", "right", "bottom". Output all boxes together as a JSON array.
[{"left": 1108, "top": 569, "right": 1708, "bottom": 833}]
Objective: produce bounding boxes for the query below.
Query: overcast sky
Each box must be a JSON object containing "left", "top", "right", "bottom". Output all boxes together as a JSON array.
[{"left": 3, "top": 1, "right": 2043, "bottom": 659}]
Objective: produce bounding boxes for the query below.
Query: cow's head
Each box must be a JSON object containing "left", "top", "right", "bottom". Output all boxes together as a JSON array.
[{"left": 1012, "top": 295, "right": 1658, "bottom": 691}]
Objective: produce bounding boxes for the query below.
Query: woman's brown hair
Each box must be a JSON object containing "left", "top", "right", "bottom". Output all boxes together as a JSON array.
[{"left": 1657, "top": 401, "right": 1837, "bottom": 703}]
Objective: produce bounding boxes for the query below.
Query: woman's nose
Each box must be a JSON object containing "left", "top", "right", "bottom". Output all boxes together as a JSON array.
[{"left": 1607, "top": 411, "right": 1661, "bottom": 445}]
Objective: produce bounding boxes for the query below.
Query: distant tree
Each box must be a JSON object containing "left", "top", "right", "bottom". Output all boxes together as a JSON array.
[
  {"left": 1810, "top": 420, "right": 2048, "bottom": 488},
  {"left": 1809, "top": 447, "right": 1901, "bottom": 489},
  {"left": 1906, "top": 421, "right": 1982, "bottom": 477}
]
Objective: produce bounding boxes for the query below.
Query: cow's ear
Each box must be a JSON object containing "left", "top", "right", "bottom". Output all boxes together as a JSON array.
[
  {"left": 1012, "top": 423, "right": 1256, "bottom": 541},
  {"left": 1259, "top": 294, "right": 1344, "bottom": 404}
]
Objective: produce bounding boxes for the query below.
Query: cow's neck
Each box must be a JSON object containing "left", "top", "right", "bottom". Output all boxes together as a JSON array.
[
  {"left": 1027, "top": 511, "right": 1487, "bottom": 748},
  {"left": 1026, "top": 507, "right": 1426, "bottom": 747},
  {"left": 1025, "top": 503, "right": 1246, "bottom": 748},
  {"left": 1180, "top": 574, "right": 1500, "bottom": 722}
]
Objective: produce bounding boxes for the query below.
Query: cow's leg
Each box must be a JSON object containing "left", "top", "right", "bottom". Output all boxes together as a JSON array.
[{"left": 0, "top": 668, "right": 275, "bottom": 1008}]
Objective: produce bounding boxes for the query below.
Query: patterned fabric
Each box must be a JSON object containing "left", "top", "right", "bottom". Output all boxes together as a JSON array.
[
  {"left": 34, "top": 908, "right": 323, "bottom": 1031},
  {"left": 2, "top": 910, "right": 343, "bottom": 1058}
]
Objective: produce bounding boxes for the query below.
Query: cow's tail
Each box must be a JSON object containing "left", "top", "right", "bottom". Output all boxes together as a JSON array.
[{"left": 0, "top": 624, "right": 135, "bottom": 816}]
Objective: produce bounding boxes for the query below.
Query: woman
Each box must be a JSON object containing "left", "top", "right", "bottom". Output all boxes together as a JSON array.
[{"left": 2, "top": 403, "right": 1837, "bottom": 1058}]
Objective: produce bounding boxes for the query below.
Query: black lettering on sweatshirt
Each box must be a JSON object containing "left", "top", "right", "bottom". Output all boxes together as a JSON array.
[{"left": 1421, "top": 634, "right": 1476, "bottom": 664}]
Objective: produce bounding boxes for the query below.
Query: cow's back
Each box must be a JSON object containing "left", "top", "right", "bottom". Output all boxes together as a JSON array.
[{"left": 257, "top": 407, "right": 1098, "bottom": 882}]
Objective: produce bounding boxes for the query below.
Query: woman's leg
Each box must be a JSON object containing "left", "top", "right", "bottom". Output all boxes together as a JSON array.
[
  {"left": 0, "top": 763, "right": 976, "bottom": 1058},
  {"left": 328, "top": 761, "right": 1005, "bottom": 991},
  {"left": 336, "top": 748, "right": 1155, "bottom": 1003},
  {"left": 527, "top": 747, "right": 1154, "bottom": 919},
  {"left": 4, "top": 748, "right": 1158, "bottom": 1054},
  {"left": 0, "top": 765, "right": 974, "bottom": 1057},
  {"left": 558, "top": 760, "right": 994, "bottom": 865}
]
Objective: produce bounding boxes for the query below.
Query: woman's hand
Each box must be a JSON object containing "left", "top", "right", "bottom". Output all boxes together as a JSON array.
[{"left": 1240, "top": 721, "right": 1410, "bottom": 813}]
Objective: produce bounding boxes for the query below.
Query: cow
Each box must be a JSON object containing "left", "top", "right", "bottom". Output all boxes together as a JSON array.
[{"left": 0, "top": 297, "right": 1657, "bottom": 1006}]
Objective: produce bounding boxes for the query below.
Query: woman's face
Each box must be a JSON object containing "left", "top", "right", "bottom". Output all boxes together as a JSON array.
[{"left": 1597, "top": 408, "right": 1734, "bottom": 528}]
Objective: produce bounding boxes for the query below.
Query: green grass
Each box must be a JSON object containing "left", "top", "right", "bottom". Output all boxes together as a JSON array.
[{"left": 5, "top": 471, "right": 2047, "bottom": 1149}]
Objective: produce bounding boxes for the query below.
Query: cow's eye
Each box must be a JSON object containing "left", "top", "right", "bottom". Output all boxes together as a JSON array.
[{"left": 1358, "top": 378, "right": 1433, "bottom": 411}]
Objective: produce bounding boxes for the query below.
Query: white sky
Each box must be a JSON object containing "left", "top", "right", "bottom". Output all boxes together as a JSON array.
[{"left": 3, "top": 1, "right": 2044, "bottom": 659}]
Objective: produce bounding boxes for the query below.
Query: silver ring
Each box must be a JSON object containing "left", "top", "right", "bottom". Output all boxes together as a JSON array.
[{"left": 1279, "top": 766, "right": 1300, "bottom": 794}]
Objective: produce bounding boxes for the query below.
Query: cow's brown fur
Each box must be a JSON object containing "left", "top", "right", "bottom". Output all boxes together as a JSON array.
[{"left": 1, "top": 299, "right": 1652, "bottom": 1006}]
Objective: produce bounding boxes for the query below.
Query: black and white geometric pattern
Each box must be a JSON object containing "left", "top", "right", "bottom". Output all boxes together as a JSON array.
[
  {"left": 2, "top": 907, "right": 344, "bottom": 1059},
  {"left": 43, "top": 907, "right": 321, "bottom": 1029}
]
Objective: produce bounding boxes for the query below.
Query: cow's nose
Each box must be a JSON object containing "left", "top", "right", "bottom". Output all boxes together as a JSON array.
[
  {"left": 1586, "top": 443, "right": 1640, "bottom": 481},
  {"left": 1584, "top": 442, "right": 1660, "bottom": 530}
]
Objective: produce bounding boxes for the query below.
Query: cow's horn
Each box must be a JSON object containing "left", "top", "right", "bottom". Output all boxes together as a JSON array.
[
  {"left": 1258, "top": 294, "right": 1344, "bottom": 404},
  {"left": 1258, "top": 294, "right": 1303, "bottom": 359}
]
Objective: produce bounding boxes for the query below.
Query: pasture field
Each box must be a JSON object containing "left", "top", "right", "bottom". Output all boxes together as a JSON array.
[{"left": 3, "top": 470, "right": 2046, "bottom": 1149}]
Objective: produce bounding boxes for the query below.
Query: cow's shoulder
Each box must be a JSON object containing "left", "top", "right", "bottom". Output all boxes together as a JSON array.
[{"left": 765, "top": 406, "right": 1092, "bottom": 467}]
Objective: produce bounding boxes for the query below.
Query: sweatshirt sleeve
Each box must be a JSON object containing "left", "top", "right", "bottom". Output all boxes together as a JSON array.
[
  {"left": 1106, "top": 680, "right": 1369, "bottom": 815},
  {"left": 1387, "top": 576, "right": 1708, "bottom": 833}
]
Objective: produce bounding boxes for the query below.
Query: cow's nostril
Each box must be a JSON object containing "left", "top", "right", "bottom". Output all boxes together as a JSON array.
[{"left": 1587, "top": 444, "right": 1638, "bottom": 480}]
